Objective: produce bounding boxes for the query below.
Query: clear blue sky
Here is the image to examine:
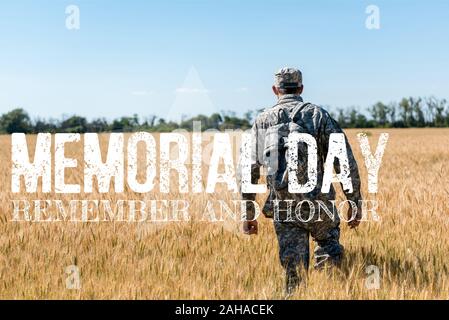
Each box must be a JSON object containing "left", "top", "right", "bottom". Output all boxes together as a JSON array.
[{"left": 0, "top": 0, "right": 448, "bottom": 121}]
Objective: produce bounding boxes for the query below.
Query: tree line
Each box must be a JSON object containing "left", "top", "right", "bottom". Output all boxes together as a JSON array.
[{"left": 1, "top": 96, "right": 448, "bottom": 134}]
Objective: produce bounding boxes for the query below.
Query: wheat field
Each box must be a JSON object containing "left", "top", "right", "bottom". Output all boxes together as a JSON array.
[{"left": 0, "top": 128, "right": 448, "bottom": 300}]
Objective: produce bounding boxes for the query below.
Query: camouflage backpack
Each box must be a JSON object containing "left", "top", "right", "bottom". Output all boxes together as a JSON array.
[{"left": 262, "top": 102, "right": 311, "bottom": 200}]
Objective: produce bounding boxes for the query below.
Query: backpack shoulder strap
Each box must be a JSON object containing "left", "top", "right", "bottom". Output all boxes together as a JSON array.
[{"left": 289, "top": 102, "right": 311, "bottom": 122}]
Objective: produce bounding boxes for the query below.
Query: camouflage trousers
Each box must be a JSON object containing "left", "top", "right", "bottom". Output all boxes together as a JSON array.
[{"left": 274, "top": 219, "right": 344, "bottom": 294}]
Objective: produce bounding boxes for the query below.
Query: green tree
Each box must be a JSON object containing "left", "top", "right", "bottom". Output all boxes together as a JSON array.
[
  {"left": 370, "top": 102, "right": 389, "bottom": 127},
  {"left": 410, "top": 97, "right": 425, "bottom": 127},
  {"left": 0, "top": 108, "right": 32, "bottom": 133},
  {"left": 87, "top": 118, "right": 110, "bottom": 132},
  {"left": 337, "top": 109, "right": 348, "bottom": 128},
  {"left": 60, "top": 116, "right": 88, "bottom": 133},
  {"left": 33, "top": 117, "right": 57, "bottom": 133},
  {"left": 426, "top": 97, "right": 447, "bottom": 127},
  {"left": 399, "top": 98, "right": 413, "bottom": 127}
]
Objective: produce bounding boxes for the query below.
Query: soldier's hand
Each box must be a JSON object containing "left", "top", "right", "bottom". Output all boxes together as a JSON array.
[
  {"left": 347, "top": 206, "right": 362, "bottom": 229},
  {"left": 243, "top": 220, "right": 258, "bottom": 235}
]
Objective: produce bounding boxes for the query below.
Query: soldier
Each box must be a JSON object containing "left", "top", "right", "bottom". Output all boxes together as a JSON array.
[{"left": 240, "top": 67, "right": 363, "bottom": 294}]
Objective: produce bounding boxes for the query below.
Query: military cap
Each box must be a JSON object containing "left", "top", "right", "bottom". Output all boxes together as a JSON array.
[{"left": 274, "top": 67, "right": 303, "bottom": 89}]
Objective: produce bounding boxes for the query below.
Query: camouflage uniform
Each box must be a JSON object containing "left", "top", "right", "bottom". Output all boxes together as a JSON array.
[{"left": 240, "top": 67, "right": 362, "bottom": 293}]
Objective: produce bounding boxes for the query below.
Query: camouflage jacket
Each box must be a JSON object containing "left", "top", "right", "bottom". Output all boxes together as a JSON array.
[{"left": 240, "top": 94, "right": 362, "bottom": 219}]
